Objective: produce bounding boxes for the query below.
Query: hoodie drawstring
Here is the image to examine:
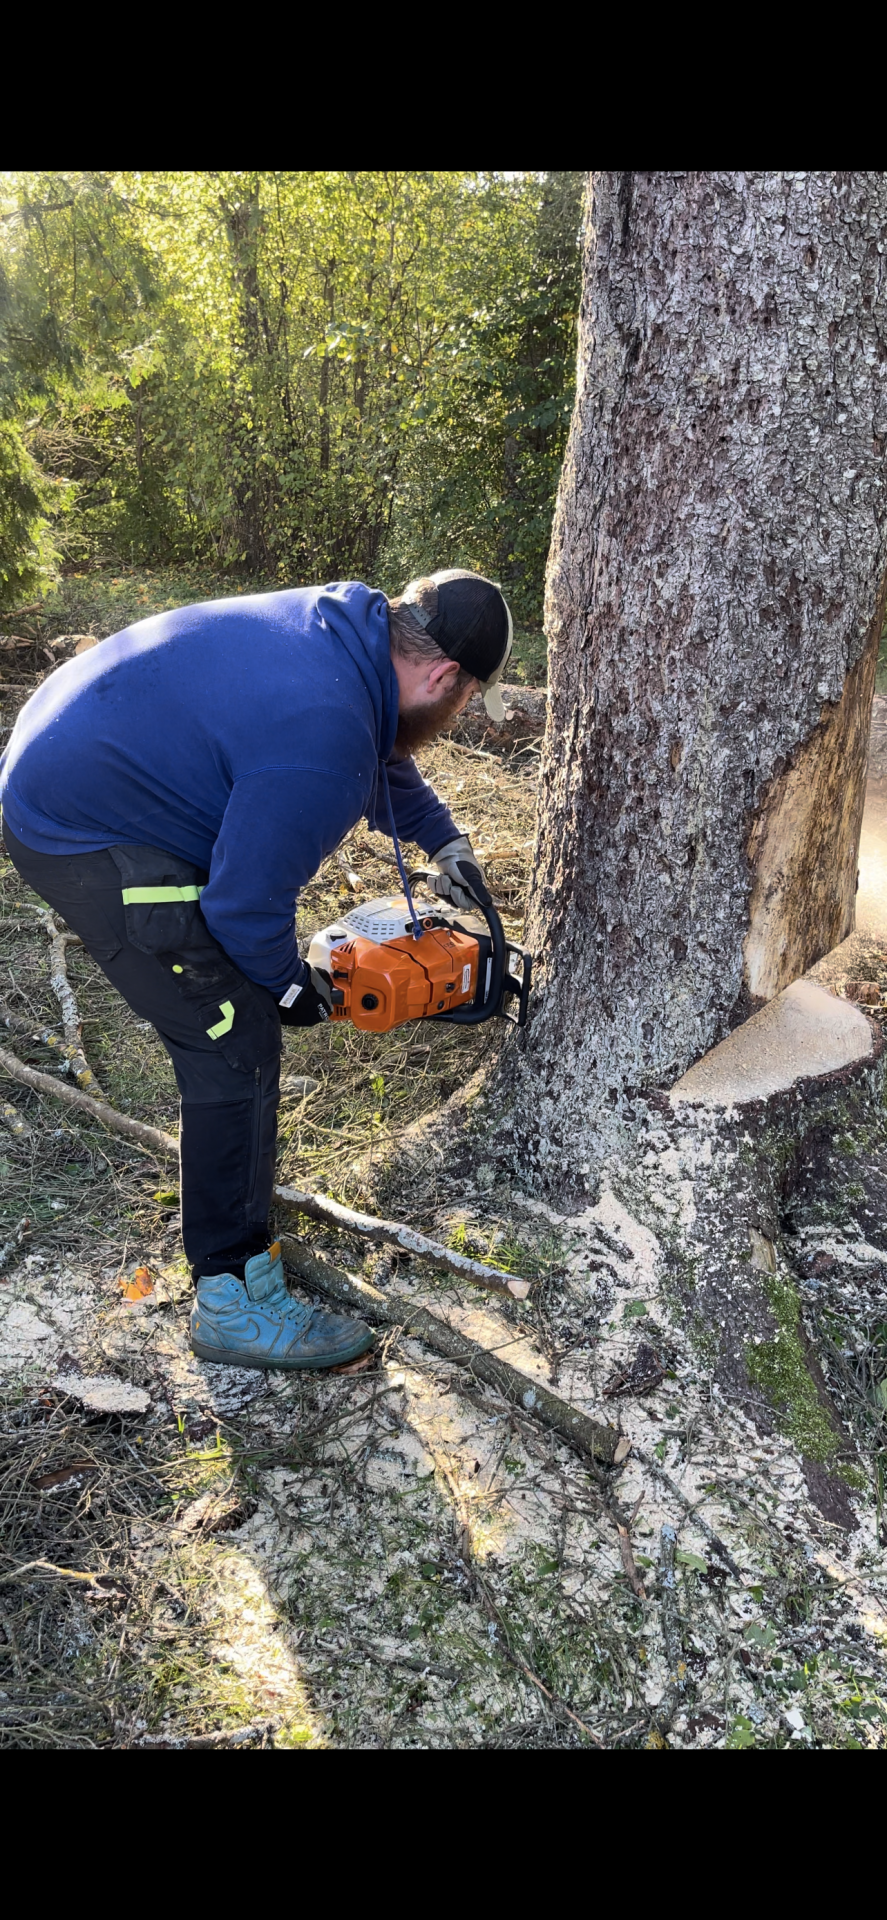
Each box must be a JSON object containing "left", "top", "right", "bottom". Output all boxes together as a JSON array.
[{"left": 379, "top": 761, "right": 423, "bottom": 941}]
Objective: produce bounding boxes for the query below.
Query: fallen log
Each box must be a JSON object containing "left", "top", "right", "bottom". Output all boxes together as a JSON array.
[
  {"left": 275, "top": 1183, "right": 531, "bottom": 1300},
  {"left": 279, "top": 1232, "right": 618, "bottom": 1467},
  {"left": 0, "top": 1043, "right": 178, "bottom": 1159}
]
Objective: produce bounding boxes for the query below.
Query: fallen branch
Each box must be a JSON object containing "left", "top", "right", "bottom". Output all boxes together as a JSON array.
[
  {"left": 0, "top": 1215, "right": 31, "bottom": 1273},
  {"left": 0, "top": 990, "right": 96, "bottom": 1085},
  {"left": 136, "top": 1720, "right": 277, "bottom": 1749},
  {"left": 275, "top": 1184, "right": 532, "bottom": 1301},
  {"left": 34, "top": 909, "right": 106, "bottom": 1098},
  {"left": 0, "top": 1042, "right": 178, "bottom": 1158},
  {"left": 0, "top": 1558, "right": 118, "bottom": 1590},
  {"left": 503, "top": 1644, "right": 604, "bottom": 1746},
  {"left": 336, "top": 849, "right": 364, "bottom": 893},
  {"left": 1, "top": 1098, "right": 32, "bottom": 1140},
  {"left": 651, "top": 1523, "right": 686, "bottom": 1739},
  {"left": 631, "top": 1443, "right": 743, "bottom": 1580},
  {"left": 616, "top": 1522, "right": 647, "bottom": 1602},
  {"left": 279, "top": 1233, "right": 618, "bottom": 1467}
]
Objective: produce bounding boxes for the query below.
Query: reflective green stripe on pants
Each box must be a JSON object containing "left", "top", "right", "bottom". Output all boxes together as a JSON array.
[
  {"left": 121, "top": 885, "right": 205, "bottom": 903},
  {"left": 206, "top": 1000, "right": 235, "bottom": 1039}
]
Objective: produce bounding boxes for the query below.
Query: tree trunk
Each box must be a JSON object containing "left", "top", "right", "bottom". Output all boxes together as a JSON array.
[
  {"left": 221, "top": 183, "right": 270, "bottom": 573},
  {"left": 511, "top": 172, "right": 887, "bottom": 1185}
]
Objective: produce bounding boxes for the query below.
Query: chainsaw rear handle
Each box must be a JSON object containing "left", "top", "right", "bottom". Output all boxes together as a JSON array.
[{"left": 407, "top": 871, "right": 531, "bottom": 1028}]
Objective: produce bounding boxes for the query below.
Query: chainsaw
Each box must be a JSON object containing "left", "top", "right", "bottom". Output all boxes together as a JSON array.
[{"left": 306, "top": 874, "right": 531, "bottom": 1035}]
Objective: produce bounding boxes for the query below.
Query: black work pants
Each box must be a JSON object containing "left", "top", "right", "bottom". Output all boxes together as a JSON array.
[{"left": 5, "top": 825, "right": 282, "bottom": 1276}]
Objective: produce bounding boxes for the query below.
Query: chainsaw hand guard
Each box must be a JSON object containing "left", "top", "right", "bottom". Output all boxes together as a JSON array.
[{"left": 408, "top": 871, "right": 531, "bottom": 1028}]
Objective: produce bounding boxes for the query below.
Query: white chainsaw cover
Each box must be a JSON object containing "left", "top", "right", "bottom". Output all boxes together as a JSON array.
[{"left": 305, "top": 893, "right": 441, "bottom": 973}]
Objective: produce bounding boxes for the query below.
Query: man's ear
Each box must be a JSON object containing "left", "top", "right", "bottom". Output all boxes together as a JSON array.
[{"left": 426, "top": 656, "right": 460, "bottom": 696}]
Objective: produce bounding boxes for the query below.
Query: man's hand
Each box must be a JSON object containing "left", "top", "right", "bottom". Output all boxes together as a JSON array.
[
  {"left": 278, "top": 969, "right": 331, "bottom": 1026},
  {"left": 425, "top": 834, "right": 492, "bottom": 911}
]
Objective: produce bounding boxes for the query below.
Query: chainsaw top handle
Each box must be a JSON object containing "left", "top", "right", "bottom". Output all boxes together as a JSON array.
[{"left": 407, "top": 870, "right": 527, "bottom": 1027}]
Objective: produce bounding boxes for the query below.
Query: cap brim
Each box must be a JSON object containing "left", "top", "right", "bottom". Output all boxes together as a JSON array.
[{"left": 483, "top": 682, "right": 507, "bottom": 721}]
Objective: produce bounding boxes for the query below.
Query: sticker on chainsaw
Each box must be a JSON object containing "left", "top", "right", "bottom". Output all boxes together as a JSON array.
[
  {"left": 484, "top": 957, "right": 492, "bottom": 1002},
  {"left": 462, "top": 964, "right": 471, "bottom": 993},
  {"left": 279, "top": 981, "right": 303, "bottom": 1008}
]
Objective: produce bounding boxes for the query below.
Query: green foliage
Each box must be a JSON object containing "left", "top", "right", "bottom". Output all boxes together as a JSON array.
[
  {"left": 0, "top": 171, "right": 583, "bottom": 634},
  {"left": 725, "top": 1714, "right": 757, "bottom": 1749},
  {"left": 0, "top": 420, "right": 57, "bottom": 608}
]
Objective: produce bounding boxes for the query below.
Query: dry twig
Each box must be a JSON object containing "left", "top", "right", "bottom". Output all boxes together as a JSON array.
[
  {"left": 280, "top": 1234, "right": 618, "bottom": 1467},
  {"left": 0, "top": 990, "right": 98, "bottom": 1087},
  {"left": 0, "top": 1558, "right": 118, "bottom": 1590},
  {"left": 0, "top": 1042, "right": 177, "bottom": 1158},
  {"left": 1, "top": 1099, "right": 31, "bottom": 1140},
  {"left": 0, "top": 1215, "right": 31, "bottom": 1274},
  {"left": 33, "top": 910, "right": 106, "bottom": 1098},
  {"left": 275, "top": 1183, "right": 532, "bottom": 1300},
  {"left": 336, "top": 850, "right": 364, "bottom": 893},
  {"left": 651, "top": 1523, "right": 686, "bottom": 1738},
  {"left": 615, "top": 1505, "right": 648, "bottom": 1601}
]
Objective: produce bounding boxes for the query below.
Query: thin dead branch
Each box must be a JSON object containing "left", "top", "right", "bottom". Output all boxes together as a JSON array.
[
  {"left": 0, "top": 1558, "right": 120, "bottom": 1591},
  {"left": 616, "top": 1522, "right": 647, "bottom": 1601},
  {"left": 34, "top": 909, "right": 106, "bottom": 1098},
  {"left": 136, "top": 1720, "right": 277, "bottom": 1749},
  {"left": 275, "top": 1183, "right": 532, "bottom": 1300},
  {"left": 0, "top": 1216, "right": 31, "bottom": 1274},
  {"left": 336, "top": 850, "right": 364, "bottom": 893},
  {"left": 502, "top": 1645, "right": 605, "bottom": 1746},
  {"left": 0, "top": 1042, "right": 177, "bottom": 1158},
  {"left": 0, "top": 990, "right": 98, "bottom": 1086},
  {"left": 1, "top": 1099, "right": 31, "bottom": 1140},
  {"left": 279, "top": 1233, "right": 618, "bottom": 1467},
  {"left": 631, "top": 1443, "right": 743, "bottom": 1580},
  {"left": 651, "top": 1523, "right": 686, "bottom": 1738}
]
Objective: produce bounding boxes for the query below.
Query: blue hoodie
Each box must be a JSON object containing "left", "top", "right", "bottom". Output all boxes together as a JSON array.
[{"left": 0, "top": 582, "right": 457, "bottom": 995}]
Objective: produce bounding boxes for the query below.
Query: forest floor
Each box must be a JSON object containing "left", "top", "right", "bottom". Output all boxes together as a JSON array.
[{"left": 0, "top": 581, "right": 885, "bottom": 1750}]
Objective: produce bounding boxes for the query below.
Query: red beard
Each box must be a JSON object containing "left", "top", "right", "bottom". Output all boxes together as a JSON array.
[{"left": 393, "top": 684, "right": 468, "bottom": 756}]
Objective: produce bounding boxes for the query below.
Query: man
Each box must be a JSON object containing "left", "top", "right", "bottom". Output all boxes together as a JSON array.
[{"left": 0, "top": 570, "right": 512, "bottom": 1371}]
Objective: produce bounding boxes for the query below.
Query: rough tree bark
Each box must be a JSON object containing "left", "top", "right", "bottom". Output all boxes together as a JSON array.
[{"left": 509, "top": 172, "right": 887, "bottom": 1182}]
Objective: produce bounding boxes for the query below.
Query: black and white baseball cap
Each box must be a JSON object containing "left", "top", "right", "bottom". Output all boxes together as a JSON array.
[{"left": 397, "top": 569, "right": 513, "bottom": 720}]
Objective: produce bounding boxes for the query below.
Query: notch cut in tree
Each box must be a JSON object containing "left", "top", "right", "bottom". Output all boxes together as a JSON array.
[{"left": 504, "top": 170, "right": 887, "bottom": 1180}]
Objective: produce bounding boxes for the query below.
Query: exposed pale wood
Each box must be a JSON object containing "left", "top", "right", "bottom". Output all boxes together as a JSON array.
[
  {"left": 274, "top": 1183, "right": 531, "bottom": 1299},
  {"left": 744, "top": 621, "right": 886, "bottom": 1002},
  {"left": 279, "top": 1232, "right": 618, "bottom": 1466},
  {"left": 0, "top": 1042, "right": 178, "bottom": 1158}
]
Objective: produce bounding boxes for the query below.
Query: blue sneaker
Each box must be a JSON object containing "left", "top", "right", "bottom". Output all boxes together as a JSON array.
[{"left": 190, "top": 1242, "right": 374, "bottom": 1370}]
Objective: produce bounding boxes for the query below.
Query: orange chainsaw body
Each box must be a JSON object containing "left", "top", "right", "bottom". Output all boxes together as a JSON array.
[{"left": 328, "top": 924, "right": 479, "bottom": 1033}]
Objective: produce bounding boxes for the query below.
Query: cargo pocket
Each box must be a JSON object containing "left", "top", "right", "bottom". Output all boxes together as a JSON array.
[
  {"left": 107, "top": 844, "right": 280, "bottom": 1070},
  {"left": 107, "top": 844, "right": 215, "bottom": 960}
]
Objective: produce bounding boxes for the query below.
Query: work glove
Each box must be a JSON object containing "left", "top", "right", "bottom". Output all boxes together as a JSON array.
[
  {"left": 425, "top": 834, "right": 492, "bottom": 912},
  {"left": 278, "top": 969, "right": 331, "bottom": 1027}
]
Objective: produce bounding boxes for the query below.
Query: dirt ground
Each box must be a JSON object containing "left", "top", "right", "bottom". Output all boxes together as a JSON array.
[{"left": 1, "top": 632, "right": 886, "bottom": 1750}]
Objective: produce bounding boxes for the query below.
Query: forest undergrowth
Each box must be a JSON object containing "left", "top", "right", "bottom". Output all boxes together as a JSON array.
[{"left": 1, "top": 592, "right": 886, "bottom": 1750}]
